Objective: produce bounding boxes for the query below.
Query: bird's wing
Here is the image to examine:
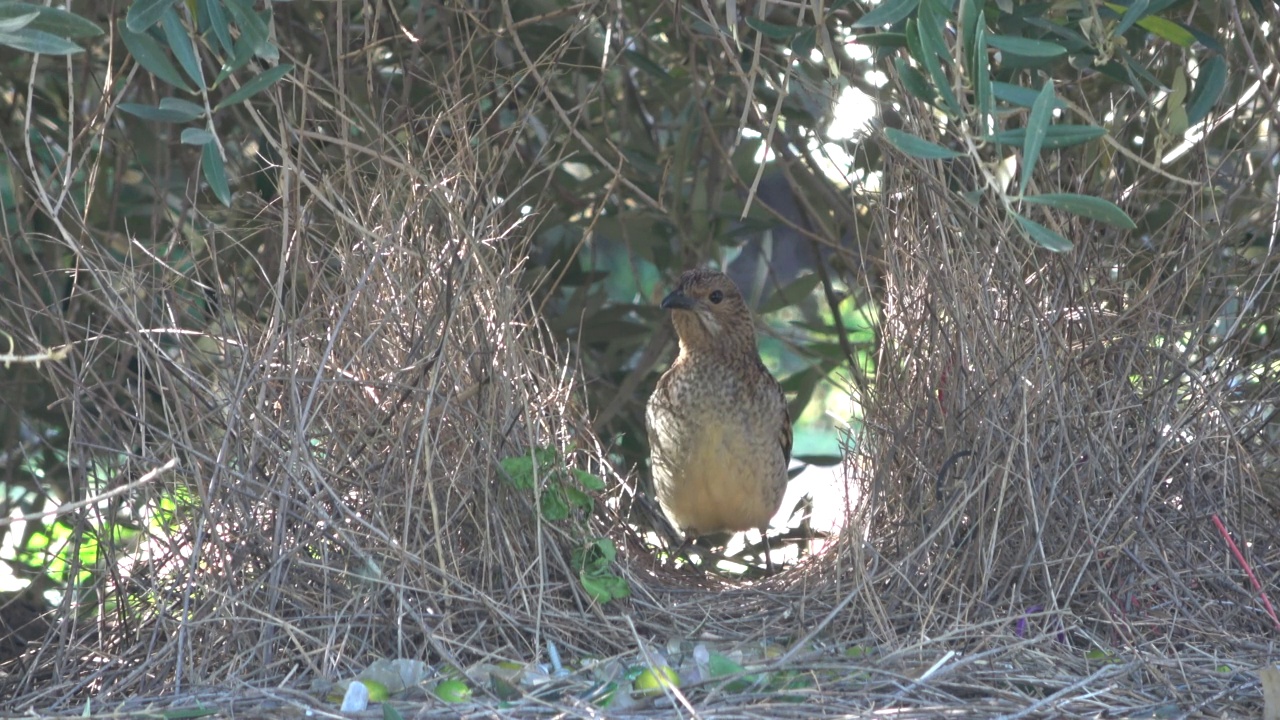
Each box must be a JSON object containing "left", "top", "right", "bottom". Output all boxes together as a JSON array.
[
  {"left": 645, "top": 373, "right": 670, "bottom": 439},
  {"left": 758, "top": 360, "right": 792, "bottom": 465},
  {"left": 778, "top": 382, "right": 793, "bottom": 465}
]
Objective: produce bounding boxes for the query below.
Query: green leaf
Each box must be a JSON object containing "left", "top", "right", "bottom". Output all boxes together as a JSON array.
[
  {"left": 782, "top": 363, "right": 832, "bottom": 422},
  {"left": 563, "top": 484, "right": 592, "bottom": 513},
  {"left": 540, "top": 486, "right": 569, "bottom": 521},
  {"left": 581, "top": 538, "right": 616, "bottom": 570},
  {"left": 985, "top": 34, "right": 1067, "bottom": 58},
  {"left": 214, "top": 35, "right": 257, "bottom": 86},
  {"left": 500, "top": 455, "right": 535, "bottom": 491},
  {"left": 1021, "top": 17, "right": 1092, "bottom": 52},
  {"left": 119, "top": 96, "right": 202, "bottom": 121},
  {"left": 745, "top": 17, "right": 802, "bottom": 40},
  {"left": 1103, "top": 3, "right": 1196, "bottom": 46},
  {"left": 849, "top": 32, "right": 907, "bottom": 48},
  {"left": 1172, "top": 99, "right": 1187, "bottom": 137},
  {"left": 0, "top": 11, "right": 36, "bottom": 33},
  {"left": 1167, "top": 66, "right": 1188, "bottom": 107},
  {"left": 117, "top": 102, "right": 196, "bottom": 122},
  {"left": 894, "top": 58, "right": 935, "bottom": 104},
  {"left": 1020, "top": 81, "right": 1056, "bottom": 194},
  {"left": 161, "top": 6, "right": 204, "bottom": 90},
  {"left": 0, "top": 3, "right": 102, "bottom": 38},
  {"left": 181, "top": 127, "right": 215, "bottom": 145},
  {"left": 214, "top": 63, "right": 292, "bottom": 110},
  {"left": 1186, "top": 55, "right": 1226, "bottom": 125},
  {"left": 222, "top": 0, "right": 271, "bottom": 58},
  {"left": 1182, "top": 23, "right": 1223, "bottom": 54},
  {"left": 790, "top": 27, "right": 817, "bottom": 57},
  {"left": 199, "top": 0, "right": 233, "bottom": 56},
  {"left": 916, "top": 0, "right": 948, "bottom": 61},
  {"left": 120, "top": 26, "right": 194, "bottom": 91},
  {"left": 933, "top": 83, "right": 961, "bottom": 122},
  {"left": 0, "top": 26, "right": 81, "bottom": 54},
  {"left": 914, "top": 0, "right": 957, "bottom": 115},
  {"left": 1112, "top": 0, "right": 1149, "bottom": 37},
  {"left": 992, "top": 81, "right": 1066, "bottom": 110},
  {"left": 574, "top": 539, "right": 630, "bottom": 603},
  {"left": 1118, "top": 47, "right": 1163, "bottom": 95},
  {"left": 499, "top": 447, "right": 560, "bottom": 493},
  {"left": 905, "top": 18, "right": 925, "bottom": 67},
  {"left": 885, "top": 128, "right": 961, "bottom": 159},
  {"left": 1137, "top": 15, "right": 1195, "bottom": 45},
  {"left": 252, "top": 9, "right": 279, "bottom": 62},
  {"left": 580, "top": 572, "right": 629, "bottom": 603},
  {"left": 958, "top": 0, "right": 980, "bottom": 77},
  {"left": 986, "top": 124, "right": 1105, "bottom": 149},
  {"left": 973, "top": 15, "right": 992, "bottom": 131},
  {"left": 852, "top": 0, "right": 919, "bottom": 28},
  {"left": 1013, "top": 213, "right": 1073, "bottom": 252},
  {"left": 118, "top": 96, "right": 203, "bottom": 122},
  {"left": 382, "top": 703, "right": 405, "bottom": 720},
  {"left": 1121, "top": 0, "right": 1162, "bottom": 37},
  {"left": 624, "top": 50, "right": 670, "bottom": 81},
  {"left": 760, "top": 273, "right": 822, "bottom": 314},
  {"left": 572, "top": 469, "right": 606, "bottom": 491},
  {"left": 125, "top": 0, "right": 174, "bottom": 33},
  {"left": 706, "top": 652, "right": 761, "bottom": 692},
  {"left": 160, "top": 96, "right": 205, "bottom": 117},
  {"left": 201, "top": 142, "right": 231, "bottom": 206},
  {"left": 706, "top": 652, "right": 748, "bottom": 678},
  {"left": 1021, "top": 193, "right": 1136, "bottom": 229}
]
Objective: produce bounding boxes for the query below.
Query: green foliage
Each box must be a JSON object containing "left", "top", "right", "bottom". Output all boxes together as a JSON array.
[
  {"left": 884, "top": 128, "right": 961, "bottom": 159},
  {"left": 6, "top": 479, "right": 196, "bottom": 592},
  {"left": 703, "top": 651, "right": 760, "bottom": 691},
  {"left": 860, "top": 0, "right": 1242, "bottom": 250},
  {"left": 0, "top": 2, "right": 101, "bottom": 55},
  {"left": 116, "top": 0, "right": 293, "bottom": 206},
  {"left": 1021, "top": 194, "right": 1136, "bottom": 230},
  {"left": 571, "top": 538, "right": 630, "bottom": 604},
  {"left": 497, "top": 450, "right": 624, "bottom": 600},
  {"left": 499, "top": 447, "right": 603, "bottom": 523}
]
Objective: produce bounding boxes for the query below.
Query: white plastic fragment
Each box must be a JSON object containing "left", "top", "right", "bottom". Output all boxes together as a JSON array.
[
  {"left": 547, "top": 640, "right": 569, "bottom": 676},
  {"left": 340, "top": 680, "right": 370, "bottom": 713}
]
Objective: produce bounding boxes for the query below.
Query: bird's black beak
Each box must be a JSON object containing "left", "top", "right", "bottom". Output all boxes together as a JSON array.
[{"left": 661, "top": 289, "right": 697, "bottom": 311}]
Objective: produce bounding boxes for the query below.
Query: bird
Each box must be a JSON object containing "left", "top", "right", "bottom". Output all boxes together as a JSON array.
[{"left": 645, "top": 268, "right": 792, "bottom": 570}]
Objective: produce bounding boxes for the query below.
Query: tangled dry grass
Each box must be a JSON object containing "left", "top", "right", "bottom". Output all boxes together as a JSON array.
[{"left": 2, "top": 2, "right": 1279, "bottom": 717}]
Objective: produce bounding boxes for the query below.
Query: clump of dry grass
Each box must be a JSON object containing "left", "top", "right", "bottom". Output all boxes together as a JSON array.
[
  {"left": 0, "top": 18, "right": 646, "bottom": 707},
  {"left": 844, "top": 112, "right": 1280, "bottom": 659}
]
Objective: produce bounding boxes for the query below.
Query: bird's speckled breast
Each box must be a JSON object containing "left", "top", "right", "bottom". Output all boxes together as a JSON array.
[{"left": 647, "top": 359, "right": 787, "bottom": 535}]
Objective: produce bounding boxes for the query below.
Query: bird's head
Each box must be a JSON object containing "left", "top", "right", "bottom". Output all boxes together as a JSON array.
[{"left": 660, "top": 269, "right": 757, "bottom": 356}]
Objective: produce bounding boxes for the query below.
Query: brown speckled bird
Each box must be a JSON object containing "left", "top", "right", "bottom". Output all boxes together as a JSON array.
[{"left": 646, "top": 269, "right": 792, "bottom": 566}]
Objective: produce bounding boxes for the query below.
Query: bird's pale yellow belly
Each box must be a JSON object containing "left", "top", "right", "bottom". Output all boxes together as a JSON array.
[{"left": 654, "top": 421, "right": 779, "bottom": 535}]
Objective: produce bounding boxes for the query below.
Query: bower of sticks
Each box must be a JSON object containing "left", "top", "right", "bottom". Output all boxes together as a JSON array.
[{"left": 4, "top": 9, "right": 1280, "bottom": 720}]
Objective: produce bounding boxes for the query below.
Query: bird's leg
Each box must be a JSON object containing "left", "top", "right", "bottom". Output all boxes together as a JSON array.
[
  {"left": 672, "top": 533, "right": 707, "bottom": 570},
  {"left": 673, "top": 533, "right": 693, "bottom": 559},
  {"left": 759, "top": 527, "right": 775, "bottom": 574}
]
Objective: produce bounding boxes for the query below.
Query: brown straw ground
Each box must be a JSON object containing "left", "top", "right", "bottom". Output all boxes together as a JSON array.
[{"left": 3, "top": 7, "right": 1279, "bottom": 719}]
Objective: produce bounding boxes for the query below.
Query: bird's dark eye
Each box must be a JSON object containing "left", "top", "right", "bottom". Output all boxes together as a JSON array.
[{"left": 709, "top": 290, "right": 724, "bottom": 304}]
